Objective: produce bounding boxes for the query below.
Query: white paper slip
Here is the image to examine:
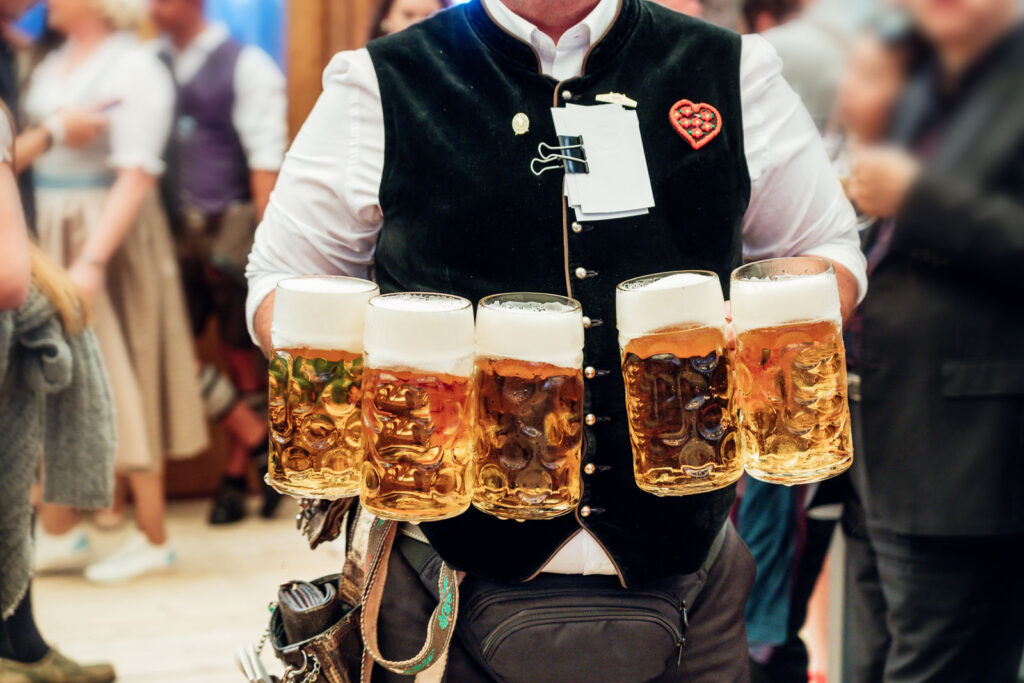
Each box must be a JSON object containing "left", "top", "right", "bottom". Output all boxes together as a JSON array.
[{"left": 550, "top": 104, "right": 655, "bottom": 219}]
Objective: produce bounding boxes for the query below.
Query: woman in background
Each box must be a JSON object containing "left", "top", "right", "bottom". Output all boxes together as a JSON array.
[
  {"left": 25, "top": 0, "right": 208, "bottom": 583},
  {"left": 368, "top": 0, "right": 451, "bottom": 41}
]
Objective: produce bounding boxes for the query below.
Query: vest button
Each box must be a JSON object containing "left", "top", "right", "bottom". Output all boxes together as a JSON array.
[
  {"left": 580, "top": 505, "right": 592, "bottom": 517},
  {"left": 574, "top": 267, "right": 588, "bottom": 280},
  {"left": 584, "top": 463, "right": 596, "bottom": 475},
  {"left": 571, "top": 221, "right": 583, "bottom": 233},
  {"left": 582, "top": 316, "right": 591, "bottom": 328},
  {"left": 561, "top": 89, "right": 573, "bottom": 100},
  {"left": 584, "top": 366, "right": 596, "bottom": 379},
  {"left": 585, "top": 413, "right": 597, "bottom": 426}
]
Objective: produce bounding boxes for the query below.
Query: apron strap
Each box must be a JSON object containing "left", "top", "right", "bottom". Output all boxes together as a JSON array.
[{"left": 359, "top": 519, "right": 463, "bottom": 683}]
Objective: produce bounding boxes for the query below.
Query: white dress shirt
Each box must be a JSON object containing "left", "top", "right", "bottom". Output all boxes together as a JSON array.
[
  {"left": 158, "top": 23, "right": 288, "bottom": 172},
  {"left": 26, "top": 32, "right": 175, "bottom": 178},
  {"left": 246, "top": 0, "right": 868, "bottom": 576}
]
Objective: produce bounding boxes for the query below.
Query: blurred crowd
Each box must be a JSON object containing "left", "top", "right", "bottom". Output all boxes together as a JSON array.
[{"left": 1, "top": 0, "right": 1022, "bottom": 680}]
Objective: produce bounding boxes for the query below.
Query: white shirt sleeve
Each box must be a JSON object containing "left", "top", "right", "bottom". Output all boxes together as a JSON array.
[
  {"left": 0, "top": 107, "right": 12, "bottom": 166},
  {"left": 107, "top": 46, "right": 176, "bottom": 176},
  {"left": 245, "top": 48, "right": 385, "bottom": 342},
  {"left": 233, "top": 46, "right": 288, "bottom": 172},
  {"left": 739, "top": 34, "right": 867, "bottom": 301}
]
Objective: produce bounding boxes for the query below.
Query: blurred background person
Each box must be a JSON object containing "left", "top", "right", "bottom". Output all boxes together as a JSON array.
[
  {"left": 0, "top": 102, "right": 117, "bottom": 682},
  {"left": 828, "top": 20, "right": 916, "bottom": 184},
  {"left": 743, "top": 0, "right": 852, "bottom": 130},
  {"left": 150, "top": 0, "right": 287, "bottom": 525},
  {"left": 651, "top": 0, "right": 703, "bottom": 17},
  {"left": 847, "top": 0, "right": 1024, "bottom": 679},
  {"left": 368, "top": 0, "right": 450, "bottom": 41},
  {"left": 26, "top": 0, "right": 209, "bottom": 583}
]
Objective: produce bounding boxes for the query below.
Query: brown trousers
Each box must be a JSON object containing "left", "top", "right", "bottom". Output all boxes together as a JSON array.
[{"left": 372, "top": 523, "right": 755, "bottom": 683}]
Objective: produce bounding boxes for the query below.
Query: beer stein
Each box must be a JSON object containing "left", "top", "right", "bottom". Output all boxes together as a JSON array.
[
  {"left": 360, "top": 293, "right": 475, "bottom": 522},
  {"left": 730, "top": 257, "right": 853, "bottom": 484},
  {"left": 616, "top": 271, "right": 740, "bottom": 496},
  {"left": 268, "top": 276, "right": 379, "bottom": 499},
  {"left": 472, "top": 293, "right": 585, "bottom": 520}
]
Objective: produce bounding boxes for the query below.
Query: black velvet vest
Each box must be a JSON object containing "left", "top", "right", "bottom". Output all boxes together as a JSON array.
[{"left": 366, "top": 0, "right": 750, "bottom": 586}]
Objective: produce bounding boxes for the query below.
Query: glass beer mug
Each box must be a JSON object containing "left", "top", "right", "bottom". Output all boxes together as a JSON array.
[
  {"left": 267, "top": 276, "right": 379, "bottom": 499},
  {"left": 616, "top": 271, "right": 740, "bottom": 496},
  {"left": 360, "top": 293, "right": 475, "bottom": 522},
  {"left": 472, "top": 293, "right": 585, "bottom": 520},
  {"left": 730, "top": 257, "right": 853, "bottom": 484}
]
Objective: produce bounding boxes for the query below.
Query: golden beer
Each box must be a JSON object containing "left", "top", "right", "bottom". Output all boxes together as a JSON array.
[
  {"left": 617, "top": 271, "right": 739, "bottom": 496},
  {"left": 267, "top": 276, "right": 378, "bottom": 499},
  {"left": 621, "top": 325, "right": 740, "bottom": 495},
  {"left": 361, "top": 368, "right": 473, "bottom": 521},
  {"left": 360, "top": 293, "right": 475, "bottom": 522},
  {"left": 734, "top": 320, "right": 852, "bottom": 483},
  {"left": 268, "top": 348, "right": 364, "bottom": 499},
  {"left": 731, "top": 257, "right": 853, "bottom": 484},
  {"left": 472, "top": 293, "right": 585, "bottom": 520}
]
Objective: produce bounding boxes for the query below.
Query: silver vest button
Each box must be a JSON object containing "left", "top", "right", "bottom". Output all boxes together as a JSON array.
[
  {"left": 584, "top": 463, "right": 596, "bottom": 475},
  {"left": 582, "top": 316, "right": 591, "bottom": 328},
  {"left": 585, "top": 413, "right": 597, "bottom": 426},
  {"left": 580, "top": 505, "right": 592, "bottom": 518},
  {"left": 575, "top": 267, "right": 588, "bottom": 280},
  {"left": 584, "top": 366, "right": 596, "bottom": 379},
  {"left": 571, "top": 221, "right": 583, "bottom": 233},
  {"left": 561, "top": 89, "right": 573, "bottom": 100}
]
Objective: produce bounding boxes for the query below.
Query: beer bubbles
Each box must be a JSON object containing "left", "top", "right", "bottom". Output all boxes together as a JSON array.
[
  {"left": 268, "top": 276, "right": 379, "bottom": 500},
  {"left": 616, "top": 271, "right": 740, "bottom": 496},
  {"left": 360, "top": 293, "right": 476, "bottom": 522},
  {"left": 730, "top": 257, "right": 853, "bottom": 485},
  {"left": 473, "top": 294, "right": 585, "bottom": 520}
]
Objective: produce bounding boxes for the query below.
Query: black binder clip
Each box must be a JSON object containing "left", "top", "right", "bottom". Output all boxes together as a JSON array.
[{"left": 530, "top": 135, "right": 589, "bottom": 176}]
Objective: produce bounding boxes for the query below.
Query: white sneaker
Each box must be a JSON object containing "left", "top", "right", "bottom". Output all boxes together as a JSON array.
[
  {"left": 84, "top": 532, "right": 176, "bottom": 584},
  {"left": 35, "top": 525, "right": 92, "bottom": 572}
]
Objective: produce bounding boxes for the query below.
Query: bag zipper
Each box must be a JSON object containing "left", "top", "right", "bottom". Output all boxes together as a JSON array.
[
  {"left": 467, "top": 587, "right": 683, "bottom": 623},
  {"left": 478, "top": 605, "right": 685, "bottom": 664}
]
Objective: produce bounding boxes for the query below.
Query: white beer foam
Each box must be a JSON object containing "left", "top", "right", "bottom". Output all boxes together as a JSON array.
[
  {"left": 616, "top": 272, "right": 726, "bottom": 345},
  {"left": 364, "top": 293, "right": 475, "bottom": 376},
  {"left": 730, "top": 272, "right": 841, "bottom": 332},
  {"left": 271, "top": 276, "right": 378, "bottom": 351},
  {"left": 476, "top": 298, "right": 583, "bottom": 368}
]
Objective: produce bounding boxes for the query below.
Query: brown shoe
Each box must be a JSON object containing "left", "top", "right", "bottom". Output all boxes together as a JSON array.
[{"left": 0, "top": 649, "right": 116, "bottom": 682}]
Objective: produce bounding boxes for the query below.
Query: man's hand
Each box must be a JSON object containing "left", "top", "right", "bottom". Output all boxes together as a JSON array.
[
  {"left": 58, "top": 102, "right": 116, "bottom": 149},
  {"left": 848, "top": 147, "right": 921, "bottom": 219}
]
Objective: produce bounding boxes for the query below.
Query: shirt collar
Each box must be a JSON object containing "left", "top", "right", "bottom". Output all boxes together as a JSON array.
[{"left": 479, "top": 0, "right": 618, "bottom": 55}]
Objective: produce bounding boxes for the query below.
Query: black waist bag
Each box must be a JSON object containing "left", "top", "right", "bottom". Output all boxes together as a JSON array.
[{"left": 399, "top": 536, "right": 694, "bottom": 683}]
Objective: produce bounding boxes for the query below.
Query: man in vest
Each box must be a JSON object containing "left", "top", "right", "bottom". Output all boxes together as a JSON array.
[
  {"left": 150, "top": 0, "right": 288, "bottom": 524},
  {"left": 247, "top": 1, "right": 866, "bottom": 679}
]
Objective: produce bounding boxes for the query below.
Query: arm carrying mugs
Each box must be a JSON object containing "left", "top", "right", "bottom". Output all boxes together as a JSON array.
[
  {"left": 268, "top": 276, "right": 379, "bottom": 500},
  {"left": 360, "top": 293, "right": 476, "bottom": 522},
  {"left": 730, "top": 257, "right": 853, "bottom": 485},
  {"left": 472, "top": 293, "right": 585, "bottom": 520},
  {"left": 616, "top": 272, "right": 740, "bottom": 496}
]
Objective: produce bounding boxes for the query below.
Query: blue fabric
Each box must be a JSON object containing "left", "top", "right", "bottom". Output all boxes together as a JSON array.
[
  {"left": 33, "top": 173, "right": 115, "bottom": 190},
  {"left": 16, "top": 1, "right": 284, "bottom": 66},
  {"left": 737, "top": 477, "right": 797, "bottom": 647},
  {"left": 205, "top": 0, "right": 285, "bottom": 66}
]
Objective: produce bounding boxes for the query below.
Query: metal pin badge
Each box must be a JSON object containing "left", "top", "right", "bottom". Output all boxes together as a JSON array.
[
  {"left": 595, "top": 92, "right": 638, "bottom": 108},
  {"left": 512, "top": 113, "right": 530, "bottom": 135}
]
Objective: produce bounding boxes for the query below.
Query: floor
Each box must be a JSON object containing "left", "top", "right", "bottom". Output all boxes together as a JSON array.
[{"left": 34, "top": 499, "right": 343, "bottom": 682}]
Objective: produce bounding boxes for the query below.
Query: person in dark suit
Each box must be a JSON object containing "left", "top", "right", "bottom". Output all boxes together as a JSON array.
[{"left": 845, "top": 0, "right": 1024, "bottom": 680}]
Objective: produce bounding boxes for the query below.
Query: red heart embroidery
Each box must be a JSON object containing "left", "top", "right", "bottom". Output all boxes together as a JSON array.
[{"left": 669, "top": 99, "right": 722, "bottom": 150}]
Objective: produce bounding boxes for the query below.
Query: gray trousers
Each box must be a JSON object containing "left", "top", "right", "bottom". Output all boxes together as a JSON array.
[
  {"left": 844, "top": 524, "right": 1024, "bottom": 683},
  {"left": 372, "top": 524, "right": 755, "bottom": 683}
]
